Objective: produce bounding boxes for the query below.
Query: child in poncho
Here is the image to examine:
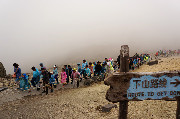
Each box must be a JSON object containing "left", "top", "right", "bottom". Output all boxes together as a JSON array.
[
  {"left": 71, "top": 68, "right": 80, "bottom": 88},
  {"left": 49, "top": 72, "right": 55, "bottom": 92},
  {"left": 61, "top": 68, "right": 67, "bottom": 87}
]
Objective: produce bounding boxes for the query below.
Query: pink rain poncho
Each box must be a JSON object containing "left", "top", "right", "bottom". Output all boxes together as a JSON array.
[{"left": 61, "top": 71, "right": 67, "bottom": 84}]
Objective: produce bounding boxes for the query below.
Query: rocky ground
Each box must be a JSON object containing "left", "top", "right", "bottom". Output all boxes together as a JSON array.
[{"left": 0, "top": 56, "right": 180, "bottom": 119}]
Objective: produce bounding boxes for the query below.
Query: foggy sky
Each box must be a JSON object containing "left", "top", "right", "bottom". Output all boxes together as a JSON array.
[{"left": 0, "top": 0, "right": 180, "bottom": 74}]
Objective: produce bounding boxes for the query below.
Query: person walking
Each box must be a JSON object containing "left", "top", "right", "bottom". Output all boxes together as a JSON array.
[
  {"left": 53, "top": 65, "right": 59, "bottom": 84},
  {"left": 64, "top": 65, "right": 69, "bottom": 84},
  {"left": 95, "top": 61, "right": 102, "bottom": 76},
  {"left": 81, "top": 60, "right": 88, "bottom": 78},
  {"left": 13, "top": 63, "right": 21, "bottom": 89},
  {"left": 68, "top": 65, "right": 72, "bottom": 84},
  {"left": 89, "top": 62, "right": 94, "bottom": 78},
  {"left": 61, "top": 68, "right": 67, "bottom": 87},
  {"left": 71, "top": 68, "right": 80, "bottom": 88},
  {"left": 31, "top": 67, "right": 40, "bottom": 90},
  {"left": 39, "top": 63, "right": 46, "bottom": 70},
  {"left": 84, "top": 65, "right": 91, "bottom": 79},
  {"left": 41, "top": 68, "right": 50, "bottom": 94},
  {"left": 49, "top": 72, "right": 55, "bottom": 92}
]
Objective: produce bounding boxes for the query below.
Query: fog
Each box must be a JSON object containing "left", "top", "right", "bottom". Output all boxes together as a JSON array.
[{"left": 0, "top": 0, "right": 180, "bottom": 74}]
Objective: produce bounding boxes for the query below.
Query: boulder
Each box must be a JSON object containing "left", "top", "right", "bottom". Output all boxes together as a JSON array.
[
  {"left": 84, "top": 79, "right": 94, "bottom": 86},
  {"left": 0, "top": 62, "right": 6, "bottom": 78},
  {"left": 147, "top": 60, "right": 158, "bottom": 66},
  {"left": 97, "top": 104, "right": 118, "bottom": 112}
]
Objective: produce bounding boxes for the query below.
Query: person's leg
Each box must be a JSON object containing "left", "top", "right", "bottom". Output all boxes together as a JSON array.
[
  {"left": 55, "top": 74, "right": 59, "bottom": 84},
  {"left": 31, "top": 77, "right": 36, "bottom": 87},
  {"left": 42, "top": 81, "right": 46, "bottom": 93},
  {"left": 50, "top": 84, "right": 53, "bottom": 92},
  {"left": 82, "top": 70, "right": 85, "bottom": 78},
  {"left": 73, "top": 79, "right": 75, "bottom": 88},
  {"left": 90, "top": 73, "right": 92, "bottom": 78},
  {"left": 36, "top": 76, "right": 40, "bottom": 90},
  {"left": 15, "top": 78, "right": 20, "bottom": 89},
  {"left": 94, "top": 71, "right": 97, "bottom": 76},
  {"left": 77, "top": 79, "right": 79, "bottom": 88},
  {"left": 66, "top": 76, "right": 69, "bottom": 84}
]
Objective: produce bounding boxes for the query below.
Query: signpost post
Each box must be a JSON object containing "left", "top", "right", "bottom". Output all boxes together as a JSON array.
[
  {"left": 119, "top": 45, "right": 129, "bottom": 119},
  {"left": 104, "top": 45, "right": 180, "bottom": 119}
]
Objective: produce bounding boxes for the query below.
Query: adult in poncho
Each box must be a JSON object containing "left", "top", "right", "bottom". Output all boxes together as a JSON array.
[
  {"left": 13, "top": 63, "right": 21, "bottom": 88},
  {"left": 31, "top": 67, "right": 40, "bottom": 89}
]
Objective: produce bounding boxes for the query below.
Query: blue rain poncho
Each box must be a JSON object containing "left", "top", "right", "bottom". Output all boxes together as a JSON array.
[
  {"left": 77, "top": 65, "right": 82, "bottom": 73},
  {"left": 85, "top": 68, "right": 91, "bottom": 76},
  {"left": 14, "top": 67, "right": 21, "bottom": 79},
  {"left": 82, "top": 62, "right": 88, "bottom": 69},
  {"left": 49, "top": 74, "right": 55, "bottom": 84},
  {"left": 53, "top": 68, "right": 58, "bottom": 75},
  {"left": 33, "top": 68, "right": 40, "bottom": 78}
]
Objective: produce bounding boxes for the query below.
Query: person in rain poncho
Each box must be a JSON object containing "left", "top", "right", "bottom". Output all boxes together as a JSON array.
[
  {"left": 53, "top": 65, "right": 59, "bottom": 84},
  {"left": 81, "top": 60, "right": 88, "bottom": 78},
  {"left": 68, "top": 65, "right": 73, "bottom": 83},
  {"left": 22, "top": 73, "right": 30, "bottom": 91},
  {"left": 64, "top": 65, "right": 69, "bottom": 84},
  {"left": 101, "top": 63, "right": 106, "bottom": 80},
  {"left": 49, "top": 72, "right": 55, "bottom": 92},
  {"left": 89, "top": 62, "right": 94, "bottom": 77},
  {"left": 39, "top": 63, "right": 46, "bottom": 70},
  {"left": 13, "top": 63, "right": 21, "bottom": 89},
  {"left": 31, "top": 67, "right": 40, "bottom": 90},
  {"left": 84, "top": 65, "right": 91, "bottom": 79},
  {"left": 41, "top": 67, "right": 49, "bottom": 94},
  {"left": 71, "top": 68, "right": 80, "bottom": 88},
  {"left": 61, "top": 68, "right": 67, "bottom": 87},
  {"left": 93, "top": 62, "right": 96, "bottom": 74},
  {"left": 77, "top": 63, "right": 82, "bottom": 73},
  {"left": 95, "top": 61, "right": 102, "bottom": 76}
]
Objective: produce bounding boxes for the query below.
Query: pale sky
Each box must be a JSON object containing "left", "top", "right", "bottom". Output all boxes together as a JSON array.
[{"left": 0, "top": 0, "right": 180, "bottom": 74}]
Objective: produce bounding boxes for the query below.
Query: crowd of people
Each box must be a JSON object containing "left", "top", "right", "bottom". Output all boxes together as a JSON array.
[
  {"left": 12, "top": 58, "right": 117, "bottom": 94},
  {"left": 155, "top": 49, "right": 180, "bottom": 58},
  {"left": 12, "top": 49, "right": 179, "bottom": 95},
  {"left": 129, "top": 53, "right": 151, "bottom": 70}
]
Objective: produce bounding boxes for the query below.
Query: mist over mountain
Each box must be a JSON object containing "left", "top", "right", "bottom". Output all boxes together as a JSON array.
[{"left": 0, "top": 0, "right": 180, "bottom": 74}]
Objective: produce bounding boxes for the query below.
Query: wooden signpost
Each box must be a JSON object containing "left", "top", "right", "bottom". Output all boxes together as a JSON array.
[{"left": 104, "top": 45, "right": 180, "bottom": 119}]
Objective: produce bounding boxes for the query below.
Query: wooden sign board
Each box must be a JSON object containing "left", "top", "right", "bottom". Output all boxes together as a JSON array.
[
  {"left": 128, "top": 75, "right": 180, "bottom": 100},
  {"left": 105, "top": 71, "right": 180, "bottom": 102}
]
